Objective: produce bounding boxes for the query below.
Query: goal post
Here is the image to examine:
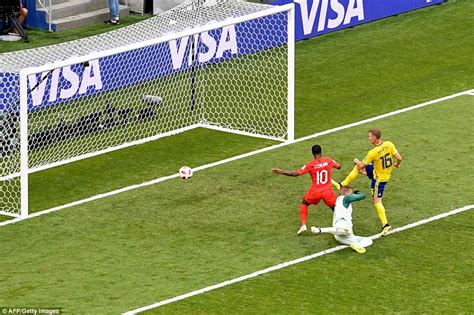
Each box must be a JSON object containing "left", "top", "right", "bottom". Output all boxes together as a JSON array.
[
  {"left": 20, "top": 71, "right": 28, "bottom": 219},
  {"left": 1, "top": 1, "right": 295, "bottom": 219},
  {"left": 288, "top": 3, "right": 295, "bottom": 143}
]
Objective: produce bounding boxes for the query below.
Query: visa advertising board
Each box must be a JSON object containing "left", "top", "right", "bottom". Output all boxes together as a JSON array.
[
  {"left": 1, "top": 14, "right": 287, "bottom": 112},
  {"left": 1, "top": 1, "right": 447, "bottom": 111},
  {"left": 272, "top": 0, "right": 445, "bottom": 40}
]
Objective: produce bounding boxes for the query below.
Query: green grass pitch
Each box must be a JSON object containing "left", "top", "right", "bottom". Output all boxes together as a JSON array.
[{"left": 0, "top": 0, "right": 473, "bottom": 313}]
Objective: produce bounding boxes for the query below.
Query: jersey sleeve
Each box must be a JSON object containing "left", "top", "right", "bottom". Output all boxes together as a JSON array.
[
  {"left": 342, "top": 192, "right": 366, "bottom": 208},
  {"left": 297, "top": 163, "right": 311, "bottom": 175},
  {"left": 331, "top": 159, "right": 341, "bottom": 169},
  {"left": 363, "top": 152, "right": 374, "bottom": 164},
  {"left": 389, "top": 141, "right": 399, "bottom": 156}
]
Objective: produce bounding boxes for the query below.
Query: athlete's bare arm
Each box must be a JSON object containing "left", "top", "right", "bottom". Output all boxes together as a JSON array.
[{"left": 271, "top": 168, "right": 300, "bottom": 177}]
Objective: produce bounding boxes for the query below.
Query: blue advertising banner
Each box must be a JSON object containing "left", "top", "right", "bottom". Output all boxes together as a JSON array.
[
  {"left": 0, "top": 14, "right": 287, "bottom": 112},
  {"left": 272, "top": 0, "right": 445, "bottom": 41},
  {"left": 1, "top": 0, "right": 448, "bottom": 112}
]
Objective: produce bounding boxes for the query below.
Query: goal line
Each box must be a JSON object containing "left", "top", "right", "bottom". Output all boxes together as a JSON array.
[{"left": 0, "top": 88, "right": 471, "bottom": 227}]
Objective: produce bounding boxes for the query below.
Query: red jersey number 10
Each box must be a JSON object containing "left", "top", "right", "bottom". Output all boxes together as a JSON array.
[{"left": 316, "top": 170, "right": 328, "bottom": 185}]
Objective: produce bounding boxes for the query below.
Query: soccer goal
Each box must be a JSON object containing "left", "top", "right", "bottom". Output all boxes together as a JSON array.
[{"left": 0, "top": 0, "right": 294, "bottom": 218}]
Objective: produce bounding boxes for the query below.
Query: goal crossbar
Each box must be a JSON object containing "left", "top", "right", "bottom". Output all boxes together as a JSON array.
[{"left": 20, "top": 4, "right": 294, "bottom": 77}]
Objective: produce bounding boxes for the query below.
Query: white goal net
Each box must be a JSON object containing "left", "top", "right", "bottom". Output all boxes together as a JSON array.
[{"left": 0, "top": 0, "right": 294, "bottom": 218}]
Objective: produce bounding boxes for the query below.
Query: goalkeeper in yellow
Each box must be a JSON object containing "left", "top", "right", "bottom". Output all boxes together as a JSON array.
[{"left": 335, "top": 128, "right": 402, "bottom": 236}]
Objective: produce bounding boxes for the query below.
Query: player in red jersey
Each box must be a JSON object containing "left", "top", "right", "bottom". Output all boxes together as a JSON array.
[{"left": 272, "top": 144, "right": 341, "bottom": 235}]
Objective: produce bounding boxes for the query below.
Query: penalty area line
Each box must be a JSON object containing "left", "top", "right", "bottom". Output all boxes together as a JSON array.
[
  {"left": 0, "top": 89, "right": 471, "bottom": 228},
  {"left": 124, "top": 204, "right": 474, "bottom": 314}
]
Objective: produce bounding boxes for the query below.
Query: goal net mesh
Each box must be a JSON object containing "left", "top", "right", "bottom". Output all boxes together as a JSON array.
[{"left": 0, "top": 0, "right": 290, "bottom": 216}]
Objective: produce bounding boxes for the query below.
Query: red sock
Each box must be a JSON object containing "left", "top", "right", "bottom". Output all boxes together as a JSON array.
[{"left": 300, "top": 203, "right": 308, "bottom": 225}]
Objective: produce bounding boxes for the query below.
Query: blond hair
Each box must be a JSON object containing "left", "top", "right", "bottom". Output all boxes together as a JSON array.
[{"left": 369, "top": 128, "right": 382, "bottom": 140}]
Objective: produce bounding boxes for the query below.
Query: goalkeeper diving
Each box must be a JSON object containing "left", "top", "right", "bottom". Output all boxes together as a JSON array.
[{"left": 311, "top": 184, "right": 373, "bottom": 254}]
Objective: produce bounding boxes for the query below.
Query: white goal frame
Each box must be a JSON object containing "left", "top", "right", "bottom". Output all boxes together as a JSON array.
[{"left": 2, "top": 3, "right": 295, "bottom": 219}]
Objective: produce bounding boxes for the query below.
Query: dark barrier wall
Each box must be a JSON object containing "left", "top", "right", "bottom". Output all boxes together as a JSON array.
[{"left": 272, "top": 0, "right": 446, "bottom": 41}]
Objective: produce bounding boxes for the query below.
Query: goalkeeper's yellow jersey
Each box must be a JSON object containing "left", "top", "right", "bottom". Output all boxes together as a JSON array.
[{"left": 363, "top": 141, "right": 399, "bottom": 182}]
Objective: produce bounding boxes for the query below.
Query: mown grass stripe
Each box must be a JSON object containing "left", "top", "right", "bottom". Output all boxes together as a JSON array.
[
  {"left": 125, "top": 204, "right": 474, "bottom": 314},
  {"left": 0, "top": 89, "right": 470, "bottom": 227}
]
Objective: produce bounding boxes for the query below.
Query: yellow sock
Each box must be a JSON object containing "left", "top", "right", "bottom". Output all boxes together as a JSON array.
[
  {"left": 374, "top": 202, "right": 388, "bottom": 226},
  {"left": 331, "top": 179, "right": 341, "bottom": 190},
  {"left": 341, "top": 165, "right": 359, "bottom": 186}
]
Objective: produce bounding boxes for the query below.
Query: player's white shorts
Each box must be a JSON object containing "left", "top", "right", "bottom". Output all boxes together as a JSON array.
[
  {"left": 333, "top": 218, "right": 373, "bottom": 248},
  {"left": 335, "top": 234, "right": 373, "bottom": 248}
]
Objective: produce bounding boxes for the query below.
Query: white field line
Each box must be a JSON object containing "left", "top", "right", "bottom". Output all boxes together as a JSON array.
[
  {"left": 0, "top": 89, "right": 471, "bottom": 228},
  {"left": 124, "top": 204, "right": 474, "bottom": 314},
  {"left": 0, "top": 172, "right": 181, "bottom": 227}
]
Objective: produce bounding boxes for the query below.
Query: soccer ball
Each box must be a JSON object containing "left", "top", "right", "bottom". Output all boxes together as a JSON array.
[{"left": 179, "top": 166, "right": 193, "bottom": 179}]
